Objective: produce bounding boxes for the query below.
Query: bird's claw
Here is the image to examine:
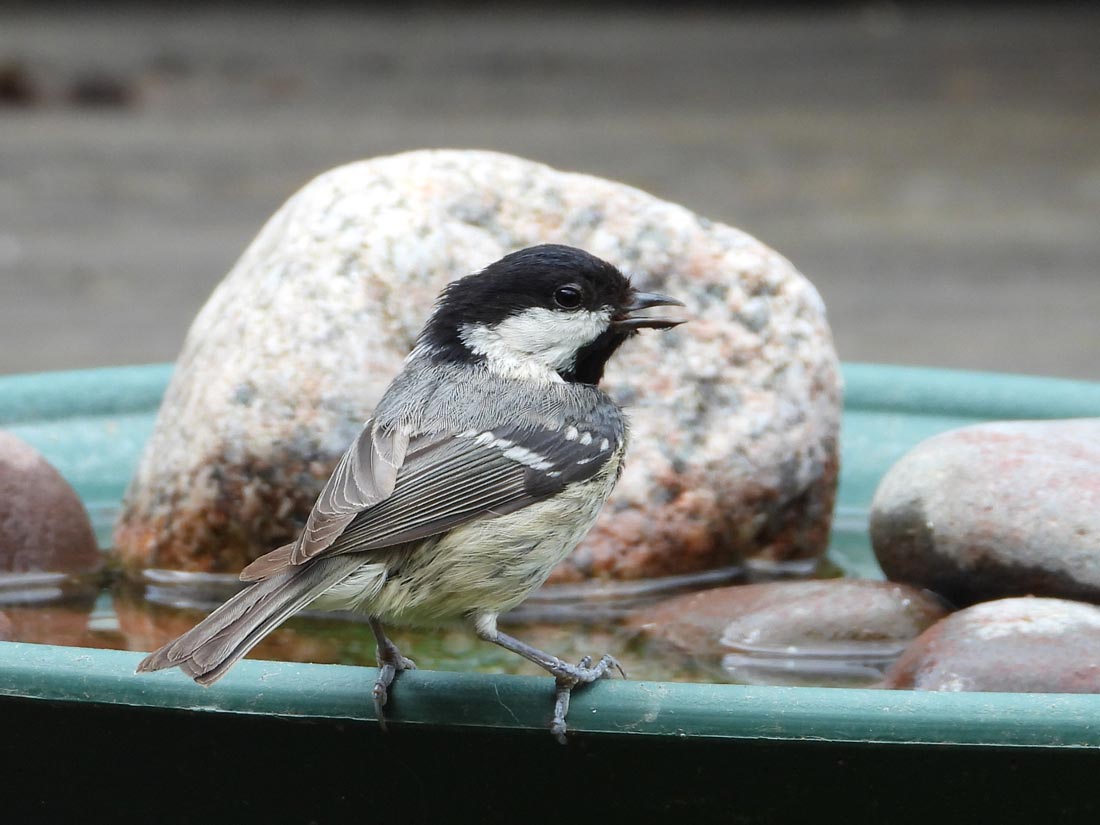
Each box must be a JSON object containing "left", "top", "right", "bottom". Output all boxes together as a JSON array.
[
  {"left": 549, "top": 653, "right": 625, "bottom": 744},
  {"left": 550, "top": 652, "right": 624, "bottom": 687},
  {"left": 372, "top": 645, "right": 416, "bottom": 731}
]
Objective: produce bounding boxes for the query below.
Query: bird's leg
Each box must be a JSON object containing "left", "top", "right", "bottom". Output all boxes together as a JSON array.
[
  {"left": 473, "top": 614, "right": 625, "bottom": 744},
  {"left": 369, "top": 617, "right": 416, "bottom": 730}
]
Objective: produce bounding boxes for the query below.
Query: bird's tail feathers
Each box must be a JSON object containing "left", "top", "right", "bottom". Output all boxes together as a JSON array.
[{"left": 136, "top": 555, "right": 363, "bottom": 685}]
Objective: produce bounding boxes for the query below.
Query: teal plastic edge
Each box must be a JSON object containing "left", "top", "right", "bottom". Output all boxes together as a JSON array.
[
  {"left": 2, "top": 641, "right": 1098, "bottom": 748},
  {"left": 842, "top": 362, "right": 1100, "bottom": 419},
  {"left": 0, "top": 363, "right": 174, "bottom": 425},
  {"left": 3, "top": 361, "right": 1099, "bottom": 425}
]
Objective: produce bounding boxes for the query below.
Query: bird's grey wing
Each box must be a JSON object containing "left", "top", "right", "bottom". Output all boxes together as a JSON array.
[
  {"left": 239, "top": 419, "right": 410, "bottom": 580},
  {"left": 322, "top": 421, "right": 623, "bottom": 555},
  {"left": 291, "top": 419, "right": 411, "bottom": 562}
]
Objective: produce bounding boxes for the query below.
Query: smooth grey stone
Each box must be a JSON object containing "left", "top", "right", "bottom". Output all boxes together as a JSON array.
[{"left": 871, "top": 419, "right": 1100, "bottom": 605}]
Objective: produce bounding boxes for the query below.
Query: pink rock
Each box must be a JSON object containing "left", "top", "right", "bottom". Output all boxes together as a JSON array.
[
  {"left": 628, "top": 579, "right": 948, "bottom": 685},
  {"left": 883, "top": 597, "right": 1100, "bottom": 692},
  {"left": 0, "top": 431, "right": 100, "bottom": 575}
]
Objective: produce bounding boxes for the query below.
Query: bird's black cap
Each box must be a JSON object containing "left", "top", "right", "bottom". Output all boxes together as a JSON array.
[
  {"left": 418, "top": 244, "right": 681, "bottom": 385},
  {"left": 430, "top": 245, "right": 633, "bottom": 330}
]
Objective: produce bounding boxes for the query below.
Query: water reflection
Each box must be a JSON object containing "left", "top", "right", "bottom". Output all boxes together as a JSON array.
[
  {"left": 1, "top": 525, "right": 896, "bottom": 688},
  {"left": 719, "top": 641, "right": 907, "bottom": 687},
  {"left": 0, "top": 576, "right": 707, "bottom": 683}
]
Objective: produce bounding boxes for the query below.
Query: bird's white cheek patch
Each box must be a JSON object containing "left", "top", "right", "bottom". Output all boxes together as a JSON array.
[{"left": 459, "top": 307, "right": 610, "bottom": 380}]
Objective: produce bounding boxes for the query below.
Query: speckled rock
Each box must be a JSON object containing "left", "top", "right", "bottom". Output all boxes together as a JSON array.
[
  {"left": 0, "top": 431, "right": 100, "bottom": 575},
  {"left": 114, "top": 149, "right": 840, "bottom": 581},
  {"left": 627, "top": 579, "right": 949, "bottom": 686},
  {"left": 871, "top": 419, "right": 1100, "bottom": 606},
  {"left": 883, "top": 597, "right": 1100, "bottom": 692}
]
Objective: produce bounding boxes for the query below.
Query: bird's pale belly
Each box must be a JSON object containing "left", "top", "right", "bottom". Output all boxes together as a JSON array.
[{"left": 312, "top": 461, "right": 620, "bottom": 626}]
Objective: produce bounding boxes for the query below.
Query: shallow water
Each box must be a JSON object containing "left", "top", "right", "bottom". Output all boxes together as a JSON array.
[
  {"left": 0, "top": 528, "right": 903, "bottom": 690},
  {"left": 0, "top": 503, "right": 898, "bottom": 687},
  {"left": 0, "top": 576, "right": 718, "bottom": 683}
]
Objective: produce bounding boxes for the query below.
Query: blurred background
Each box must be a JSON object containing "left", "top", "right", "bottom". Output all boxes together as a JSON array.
[{"left": 1, "top": 2, "right": 1097, "bottom": 379}]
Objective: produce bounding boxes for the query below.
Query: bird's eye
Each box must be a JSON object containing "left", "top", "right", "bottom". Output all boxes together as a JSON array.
[{"left": 553, "top": 285, "right": 584, "bottom": 309}]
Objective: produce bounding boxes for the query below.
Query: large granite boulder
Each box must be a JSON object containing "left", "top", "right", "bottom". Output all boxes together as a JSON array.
[
  {"left": 115, "top": 150, "right": 840, "bottom": 584},
  {"left": 871, "top": 419, "right": 1100, "bottom": 606}
]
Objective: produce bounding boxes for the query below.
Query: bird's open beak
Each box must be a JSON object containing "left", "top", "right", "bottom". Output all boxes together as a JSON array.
[{"left": 614, "top": 291, "right": 688, "bottom": 331}]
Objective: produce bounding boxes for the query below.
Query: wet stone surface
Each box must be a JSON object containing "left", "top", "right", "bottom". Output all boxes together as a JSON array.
[
  {"left": 871, "top": 419, "right": 1100, "bottom": 606},
  {"left": 883, "top": 597, "right": 1100, "bottom": 692},
  {"left": 114, "top": 149, "right": 840, "bottom": 583},
  {"left": 0, "top": 431, "right": 100, "bottom": 578},
  {"left": 626, "top": 579, "right": 950, "bottom": 686}
]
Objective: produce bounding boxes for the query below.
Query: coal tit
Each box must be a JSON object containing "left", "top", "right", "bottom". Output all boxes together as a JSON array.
[{"left": 138, "top": 244, "right": 685, "bottom": 742}]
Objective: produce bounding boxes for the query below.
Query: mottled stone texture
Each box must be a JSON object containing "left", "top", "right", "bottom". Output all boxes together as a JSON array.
[
  {"left": 114, "top": 150, "right": 840, "bottom": 580},
  {"left": 627, "top": 579, "right": 948, "bottom": 657},
  {"left": 871, "top": 419, "right": 1100, "bottom": 606},
  {"left": 883, "top": 597, "right": 1100, "bottom": 692},
  {"left": 0, "top": 431, "right": 100, "bottom": 574}
]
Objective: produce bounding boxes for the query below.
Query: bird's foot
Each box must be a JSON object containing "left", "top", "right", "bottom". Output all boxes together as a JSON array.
[
  {"left": 549, "top": 654, "right": 626, "bottom": 744},
  {"left": 474, "top": 621, "right": 627, "bottom": 745},
  {"left": 372, "top": 640, "right": 416, "bottom": 731}
]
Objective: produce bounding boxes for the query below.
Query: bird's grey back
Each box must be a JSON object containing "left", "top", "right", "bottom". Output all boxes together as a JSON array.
[{"left": 372, "top": 361, "right": 626, "bottom": 441}]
